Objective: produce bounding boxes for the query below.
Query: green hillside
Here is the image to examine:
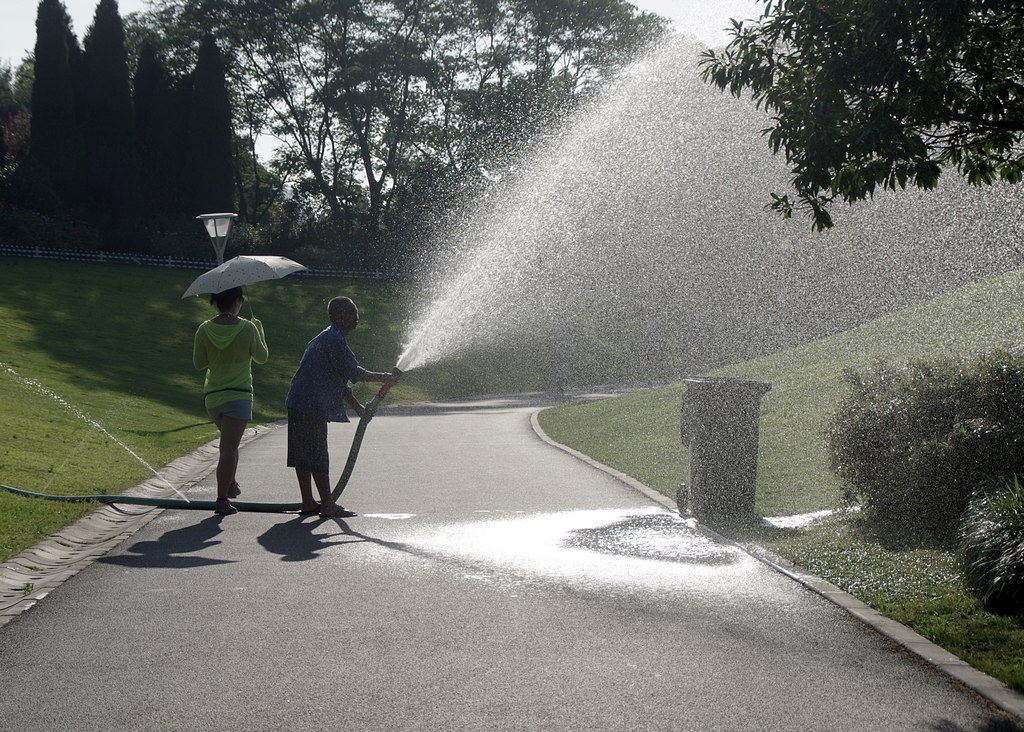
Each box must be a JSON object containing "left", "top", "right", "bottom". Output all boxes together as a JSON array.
[{"left": 539, "top": 266, "right": 1024, "bottom": 517}]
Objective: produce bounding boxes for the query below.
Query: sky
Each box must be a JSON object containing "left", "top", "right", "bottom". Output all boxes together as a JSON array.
[{"left": 0, "top": 0, "right": 763, "bottom": 68}]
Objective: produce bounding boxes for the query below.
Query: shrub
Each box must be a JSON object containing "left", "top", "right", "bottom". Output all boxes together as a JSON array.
[
  {"left": 0, "top": 205, "right": 100, "bottom": 250},
  {"left": 960, "top": 478, "right": 1024, "bottom": 616},
  {"left": 826, "top": 351, "right": 1024, "bottom": 544}
]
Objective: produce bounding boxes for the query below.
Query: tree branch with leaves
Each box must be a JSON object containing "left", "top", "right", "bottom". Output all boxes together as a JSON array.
[{"left": 700, "top": 0, "right": 1024, "bottom": 230}]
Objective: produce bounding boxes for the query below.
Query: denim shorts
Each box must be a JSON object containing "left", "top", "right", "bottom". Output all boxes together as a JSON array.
[{"left": 207, "top": 399, "right": 253, "bottom": 422}]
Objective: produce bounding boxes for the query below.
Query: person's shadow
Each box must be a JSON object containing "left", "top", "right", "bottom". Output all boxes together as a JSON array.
[
  {"left": 99, "top": 516, "right": 234, "bottom": 568},
  {"left": 257, "top": 515, "right": 364, "bottom": 561}
]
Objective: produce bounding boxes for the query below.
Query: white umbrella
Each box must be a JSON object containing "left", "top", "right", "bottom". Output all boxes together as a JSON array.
[{"left": 181, "top": 255, "right": 307, "bottom": 298}]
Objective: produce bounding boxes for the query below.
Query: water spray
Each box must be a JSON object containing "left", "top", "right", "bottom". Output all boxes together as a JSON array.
[
  {"left": 2, "top": 368, "right": 405, "bottom": 513},
  {"left": 1, "top": 362, "right": 190, "bottom": 502}
]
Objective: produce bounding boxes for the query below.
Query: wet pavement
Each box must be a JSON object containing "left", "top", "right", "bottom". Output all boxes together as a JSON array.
[{"left": 1, "top": 395, "right": 1022, "bottom": 731}]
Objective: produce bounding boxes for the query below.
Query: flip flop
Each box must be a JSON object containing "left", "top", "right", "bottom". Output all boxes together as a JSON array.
[
  {"left": 298, "top": 504, "right": 321, "bottom": 515},
  {"left": 214, "top": 498, "right": 237, "bottom": 515},
  {"left": 320, "top": 504, "right": 357, "bottom": 518}
]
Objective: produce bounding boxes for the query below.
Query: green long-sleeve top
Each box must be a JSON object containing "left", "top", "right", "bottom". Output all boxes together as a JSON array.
[{"left": 193, "top": 318, "right": 269, "bottom": 409}]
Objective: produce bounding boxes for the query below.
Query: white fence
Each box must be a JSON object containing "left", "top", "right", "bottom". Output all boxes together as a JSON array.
[{"left": 0, "top": 244, "right": 389, "bottom": 280}]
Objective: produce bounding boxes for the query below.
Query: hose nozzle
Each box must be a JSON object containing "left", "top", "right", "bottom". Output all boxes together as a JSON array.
[{"left": 364, "top": 367, "right": 404, "bottom": 420}]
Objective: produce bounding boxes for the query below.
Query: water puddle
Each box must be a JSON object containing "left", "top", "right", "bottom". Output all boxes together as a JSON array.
[
  {"left": 391, "top": 508, "right": 763, "bottom": 599},
  {"left": 761, "top": 507, "right": 860, "bottom": 529},
  {"left": 562, "top": 512, "right": 738, "bottom": 565}
]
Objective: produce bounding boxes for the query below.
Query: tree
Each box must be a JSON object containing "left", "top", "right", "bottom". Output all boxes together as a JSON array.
[
  {"left": 185, "top": 34, "right": 235, "bottom": 214},
  {"left": 0, "top": 64, "right": 22, "bottom": 123},
  {"left": 699, "top": 0, "right": 1024, "bottom": 230},
  {"left": 78, "top": 0, "right": 142, "bottom": 237},
  {"left": 140, "top": 0, "right": 666, "bottom": 249},
  {"left": 1, "top": 109, "right": 32, "bottom": 171},
  {"left": 133, "top": 39, "right": 185, "bottom": 219},
  {"left": 0, "top": 64, "right": 18, "bottom": 167},
  {"left": 28, "top": 0, "right": 80, "bottom": 210}
]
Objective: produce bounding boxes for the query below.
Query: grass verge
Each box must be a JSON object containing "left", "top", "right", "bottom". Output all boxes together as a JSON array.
[{"left": 753, "top": 516, "right": 1024, "bottom": 694}]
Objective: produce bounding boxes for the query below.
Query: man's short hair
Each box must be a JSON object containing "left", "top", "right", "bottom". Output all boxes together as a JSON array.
[{"left": 328, "top": 296, "right": 356, "bottom": 321}]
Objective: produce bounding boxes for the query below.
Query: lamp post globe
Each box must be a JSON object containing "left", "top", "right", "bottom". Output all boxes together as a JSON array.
[{"left": 196, "top": 212, "right": 238, "bottom": 264}]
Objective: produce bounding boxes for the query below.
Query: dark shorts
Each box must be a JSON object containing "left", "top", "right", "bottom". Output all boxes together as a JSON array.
[{"left": 287, "top": 408, "right": 330, "bottom": 473}]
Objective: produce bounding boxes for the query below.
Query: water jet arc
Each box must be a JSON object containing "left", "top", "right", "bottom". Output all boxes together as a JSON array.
[{"left": 1, "top": 371, "right": 403, "bottom": 513}]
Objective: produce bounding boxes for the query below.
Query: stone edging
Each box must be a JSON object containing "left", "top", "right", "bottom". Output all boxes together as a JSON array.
[{"left": 528, "top": 409, "right": 1024, "bottom": 724}]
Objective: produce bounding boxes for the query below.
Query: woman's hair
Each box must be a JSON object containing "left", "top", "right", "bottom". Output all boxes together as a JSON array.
[{"left": 210, "top": 287, "right": 244, "bottom": 312}]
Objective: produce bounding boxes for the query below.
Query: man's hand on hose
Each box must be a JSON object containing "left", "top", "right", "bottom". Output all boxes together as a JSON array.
[{"left": 345, "top": 392, "right": 366, "bottom": 419}]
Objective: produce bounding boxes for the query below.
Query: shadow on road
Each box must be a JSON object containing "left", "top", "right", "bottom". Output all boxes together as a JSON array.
[
  {"left": 257, "top": 515, "right": 367, "bottom": 561},
  {"left": 99, "top": 516, "right": 235, "bottom": 568}
]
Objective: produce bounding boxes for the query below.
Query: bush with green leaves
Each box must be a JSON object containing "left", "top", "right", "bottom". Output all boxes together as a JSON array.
[
  {"left": 960, "top": 478, "right": 1024, "bottom": 616},
  {"left": 826, "top": 351, "right": 1024, "bottom": 544}
]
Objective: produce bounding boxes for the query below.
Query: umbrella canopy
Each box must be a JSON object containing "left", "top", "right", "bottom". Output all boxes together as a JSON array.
[{"left": 181, "top": 255, "right": 307, "bottom": 298}]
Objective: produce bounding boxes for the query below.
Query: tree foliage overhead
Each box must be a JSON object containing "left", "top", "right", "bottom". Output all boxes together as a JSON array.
[
  {"left": 699, "top": 0, "right": 1024, "bottom": 230},
  {"left": 7, "top": 0, "right": 664, "bottom": 262}
]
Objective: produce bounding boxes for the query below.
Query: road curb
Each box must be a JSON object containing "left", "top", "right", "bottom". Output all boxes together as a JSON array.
[{"left": 529, "top": 408, "right": 1024, "bottom": 724}]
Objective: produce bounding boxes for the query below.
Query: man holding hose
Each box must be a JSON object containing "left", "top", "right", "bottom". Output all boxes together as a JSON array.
[{"left": 286, "top": 296, "right": 396, "bottom": 518}]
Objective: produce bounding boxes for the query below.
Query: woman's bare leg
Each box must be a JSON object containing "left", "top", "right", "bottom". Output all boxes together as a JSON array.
[{"left": 216, "top": 416, "right": 247, "bottom": 500}]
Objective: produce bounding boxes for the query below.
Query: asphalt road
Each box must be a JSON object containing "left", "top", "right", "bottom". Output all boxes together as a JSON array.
[{"left": 1, "top": 395, "right": 1021, "bottom": 731}]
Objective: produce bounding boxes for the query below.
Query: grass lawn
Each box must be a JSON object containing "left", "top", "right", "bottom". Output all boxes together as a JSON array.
[{"left": 538, "top": 266, "right": 1024, "bottom": 694}]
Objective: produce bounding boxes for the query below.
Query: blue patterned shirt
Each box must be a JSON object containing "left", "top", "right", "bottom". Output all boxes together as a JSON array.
[{"left": 285, "top": 324, "right": 367, "bottom": 421}]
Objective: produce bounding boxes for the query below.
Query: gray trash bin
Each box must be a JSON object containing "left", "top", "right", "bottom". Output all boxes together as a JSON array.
[{"left": 680, "top": 377, "right": 771, "bottom": 526}]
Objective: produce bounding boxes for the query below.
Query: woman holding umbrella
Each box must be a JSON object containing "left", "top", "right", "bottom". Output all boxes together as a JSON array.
[{"left": 193, "top": 287, "right": 269, "bottom": 515}]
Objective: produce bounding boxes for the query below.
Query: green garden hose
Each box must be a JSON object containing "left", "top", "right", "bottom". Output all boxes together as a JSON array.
[{"left": 1, "top": 371, "right": 401, "bottom": 513}]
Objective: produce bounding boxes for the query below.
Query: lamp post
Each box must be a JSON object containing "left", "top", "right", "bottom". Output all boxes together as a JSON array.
[{"left": 196, "top": 212, "right": 238, "bottom": 264}]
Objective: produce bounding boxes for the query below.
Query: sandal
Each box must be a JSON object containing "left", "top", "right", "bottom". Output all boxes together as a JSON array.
[
  {"left": 298, "top": 504, "right": 321, "bottom": 515},
  {"left": 214, "top": 498, "right": 237, "bottom": 515},
  {"left": 228, "top": 481, "right": 241, "bottom": 498},
  {"left": 320, "top": 504, "right": 357, "bottom": 518}
]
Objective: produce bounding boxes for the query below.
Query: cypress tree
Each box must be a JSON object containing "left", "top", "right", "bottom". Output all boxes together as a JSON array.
[
  {"left": 185, "top": 35, "right": 234, "bottom": 215},
  {"left": 133, "top": 40, "right": 183, "bottom": 220},
  {"left": 78, "top": 0, "right": 141, "bottom": 242},
  {"left": 28, "top": 0, "right": 79, "bottom": 211},
  {"left": 0, "top": 66, "right": 13, "bottom": 168}
]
